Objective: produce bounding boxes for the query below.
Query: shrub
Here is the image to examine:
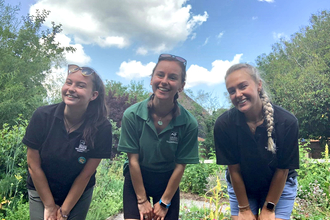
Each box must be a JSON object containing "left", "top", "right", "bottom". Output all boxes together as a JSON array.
[
  {"left": 0, "top": 117, "right": 28, "bottom": 217},
  {"left": 292, "top": 140, "right": 330, "bottom": 219}
]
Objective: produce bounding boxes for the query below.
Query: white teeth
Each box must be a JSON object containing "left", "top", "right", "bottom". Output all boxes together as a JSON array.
[
  {"left": 159, "top": 88, "right": 169, "bottom": 91},
  {"left": 238, "top": 99, "right": 246, "bottom": 104},
  {"left": 67, "top": 95, "right": 75, "bottom": 98}
]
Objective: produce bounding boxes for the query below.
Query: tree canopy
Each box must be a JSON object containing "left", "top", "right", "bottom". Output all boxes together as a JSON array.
[
  {"left": 0, "top": 1, "right": 74, "bottom": 125},
  {"left": 256, "top": 10, "right": 330, "bottom": 140}
]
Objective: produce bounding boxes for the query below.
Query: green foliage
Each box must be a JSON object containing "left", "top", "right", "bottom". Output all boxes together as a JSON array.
[
  {"left": 202, "top": 108, "right": 228, "bottom": 157},
  {"left": 180, "top": 162, "right": 221, "bottom": 195},
  {"left": 105, "top": 80, "right": 150, "bottom": 103},
  {"left": 86, "top": 158, "right": 124, "bottom": 220},
  {"left": 0, "top": 0, "right": 74, "bottom": 125},
  {"left": 1, "top": 195, "right": 29, "bottom": 220},
  {"left": 292, "top": 140, "right": 330, "bottom": 219},
  {"left": 0, "top": 117, "right": 28, "bottom": 217},
  {"left": 256, "top": 10, "right": 330, "bottom": 140}
]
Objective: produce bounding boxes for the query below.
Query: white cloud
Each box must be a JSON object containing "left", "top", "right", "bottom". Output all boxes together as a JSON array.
[
  {"left": 54, "top": 34, "right": 91, "bottom": 66},
  {"left": 272, "top": 32, "right": 288, "bottom": 40},
  {"left": 217, "top": 32, "right": 224, "bottom": 39},
  {"left": 116, "top": 54, "right": 244, "bottom": 87},
  {"left": 185, "top": 54, "right": 243, "bottom": 88},
  {"left": 252, "top": 16, "right": 258, "bottom": 20},
  {"left": 202, "top": 37, "right": 209, "bottom": 46},
  {"left": 136, "top": 47, "right": 148, "bottom": 55},
  {"left": 191, "top": 33, "right": 197, "bottom": 40},
  {"left": 30, "top": 0, "right": 208, "bottom": 53},
  {"left": 116, "top": 60, "right": 156, "bottom": 79},
  {"left": 258, "top": 0, "right": 274, "bottom": 2}
]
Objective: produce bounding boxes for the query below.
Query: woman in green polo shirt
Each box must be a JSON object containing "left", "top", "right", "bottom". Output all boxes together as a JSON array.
[{"left": 118, "top": 54, "right": 199, "bottom": 220}]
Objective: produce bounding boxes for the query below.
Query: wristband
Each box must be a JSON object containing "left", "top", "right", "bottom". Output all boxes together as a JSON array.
[
  {"left": 238, "top": 204, "right": 250, "bottom": 212},
  {"left": 137, "top": 198, "right": 148, "bottom": 204},
  {"left": 238, "top": 204, "right": 250, "bottom": 209},
  {"left": 60, "top": 207, "right": 69, "bottom": 218},
  {"left": 159, "top": 198, "right": 171, "bottom": 208}
]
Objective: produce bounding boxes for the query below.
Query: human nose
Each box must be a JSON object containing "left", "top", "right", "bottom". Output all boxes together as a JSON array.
[
  {"left": 160, "top": 76, "right": 169, "bottom": 85},
  {"left": 235, "top": 89, "right": 243, "bottom": 98},
  {"left": 68, "top": 84, "right": 76, "bottom": 92}
]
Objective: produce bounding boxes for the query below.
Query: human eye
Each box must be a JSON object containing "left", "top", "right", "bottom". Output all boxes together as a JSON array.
[
  {"left": 227, "top": 89, "right": 235, "bottom": 95},
  {"left": 156, "top": 72, "right": 164, "bottom": 78},
  {"left": 65, "top": 80, "right": 72, "bottom": 85},
  {"left": 239, "top": 83, "right": 248, "bottom": 90},
  {"left": 78, "top": 83, "right": 86, "bottom": 88},
  {"left": 169, "top": 74, "right": 178, "bottom": 81}
]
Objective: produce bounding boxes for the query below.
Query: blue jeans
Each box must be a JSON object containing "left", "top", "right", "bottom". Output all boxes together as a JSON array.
[{"left": 227, "top": 177, "right": 298, "bottom": 219}]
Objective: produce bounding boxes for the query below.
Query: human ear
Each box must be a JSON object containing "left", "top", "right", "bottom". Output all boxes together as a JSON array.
[
  {"left": 258, "top": 80, "right": 262, "bottom": 92},
  {"left": 91, "top": 91, "right": 99, "bottom": 101},
  {"left": 178, "top": 82, "right": 185, "bottom": 92}
]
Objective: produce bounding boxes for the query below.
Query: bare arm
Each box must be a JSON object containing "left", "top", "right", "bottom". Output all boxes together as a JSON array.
[
  {"left": 153, "top": 163, "right": 186, "bottom": 220},
  {"left": 27, "top": 147, "right": 58, "bottom": 220},
  {"left": 228, "top": 164, "right": 256, "bottom": 219},
  {"left": 128, "top": 153, "right": 153, "bottom": 220},
  {"left": 58, "top": 158, "right": 101, "bottom": 218},
  {"left": 259, "top": 168, "right": 288, "bottom": 220}
]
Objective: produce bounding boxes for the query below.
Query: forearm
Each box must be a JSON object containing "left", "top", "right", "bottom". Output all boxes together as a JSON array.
[
  {"left": 29, "top": 167, "right": 56, "bottom": 207},
  {"left": 60, "top": 173, "right": 91, "bottom": 214},
  {"left": 27, "top": 147, "right": 56, "bottom": 208},
  {"left": 160, "top": 164, "right": 186, "bottom": 204},
  {"left": 128, "top": 154, "right": 148, "bottom": 203},
  {"left": 265, "top": 168, "right": 288, "bottom": 204},
  {"left": 60, "top": 158, "right": 101, "bottom": 215},
  {"left": 228, "top": 164, "right": 249, "bottom": 207}
]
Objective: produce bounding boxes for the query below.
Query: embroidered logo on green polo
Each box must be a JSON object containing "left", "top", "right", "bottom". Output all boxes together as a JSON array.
[
  {"left": 78, "top": 157, "right": 86, "bottom": 164},
  {"left": 166, "top": 131, "right": 179, "bottom": 144}
]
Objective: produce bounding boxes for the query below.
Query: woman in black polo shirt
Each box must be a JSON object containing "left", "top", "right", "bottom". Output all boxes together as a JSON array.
[
  {"left": 214, "top": 63, "right": 299, "bottom": 220},
  {"left": 23, "top": 65, "right": 112, "bottom": 220}
]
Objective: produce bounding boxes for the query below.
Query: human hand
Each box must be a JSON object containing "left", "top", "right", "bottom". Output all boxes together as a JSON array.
[
  {"left": 238, "top": 208, "right": 257, "bottom": 220},
  {"left": 44, "top": 205, "right": 59, "bottom": 220},
  {"left": 56, "top": 207, "right": 69, "bottom": 220},
  {"left": 258, "top": 208, "right": 275, "bottom": 220},
  {"left": 153, "top": 202, "right": 168, "bottom": 220},
  {"left": 138, "top": 200, "right": 153, "bottom": 220}
]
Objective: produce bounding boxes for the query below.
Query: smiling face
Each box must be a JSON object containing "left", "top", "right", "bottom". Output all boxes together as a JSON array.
[
  {"left": 150, "top": 60, "right": 185, "bottom": 102},
  {"left": 61, "top": 71, "right": 99, "bottom": 110},
  {"left": 226, "top": 68, "right": 262, "bottom": 114}
]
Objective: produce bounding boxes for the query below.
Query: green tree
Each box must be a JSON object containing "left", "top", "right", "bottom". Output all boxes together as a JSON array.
[
  {"left": 256, "top": 10, "right": 330, "bottom": 140},
  {"left": 0, "top": 1, "right": 74, "bottom": 125}
]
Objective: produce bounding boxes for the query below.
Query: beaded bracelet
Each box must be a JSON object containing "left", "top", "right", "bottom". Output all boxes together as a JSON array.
[{"left": 59, "top": 207, "right": 69, "bottom": 218}]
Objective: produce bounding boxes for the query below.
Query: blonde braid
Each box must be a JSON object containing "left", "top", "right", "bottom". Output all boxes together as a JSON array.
[{"left": 260, "top": 89, "right": 276, "bottom": 154}]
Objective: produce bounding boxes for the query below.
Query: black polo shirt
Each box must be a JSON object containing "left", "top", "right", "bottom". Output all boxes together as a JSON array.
[
  {"left": 23, "top": 102, "right": 112, "bottom": 206},
  {"left": 214, "top": 104, "right": 299, "bottom": 196}
]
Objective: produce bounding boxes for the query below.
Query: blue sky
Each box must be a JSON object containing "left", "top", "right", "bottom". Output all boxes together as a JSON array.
[{"left": 7, "top": 0, "right": 330, "bottom": 106}]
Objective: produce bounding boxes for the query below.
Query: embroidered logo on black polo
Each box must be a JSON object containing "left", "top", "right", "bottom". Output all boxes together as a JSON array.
[
  {"left": 166, "top": 131, "right": 178, "bottom": 144},
  {"left": 75, "top": 140, "right": 89, "bottom": 153},
  {"left": 78, "top": 157, "right": 86, "bottom": 164}
]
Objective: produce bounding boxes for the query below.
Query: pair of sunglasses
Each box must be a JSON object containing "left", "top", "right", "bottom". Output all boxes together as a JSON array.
[
  {"left": 68, "top": 64, "right": 95, "bottom": 76},
  {"left": 158, "top": 54, "right": 187, "bottom": 66}
]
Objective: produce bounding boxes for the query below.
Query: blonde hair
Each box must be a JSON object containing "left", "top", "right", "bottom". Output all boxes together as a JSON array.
[{"left": 226, "top": 63, "right": 276, "bottom": 154}]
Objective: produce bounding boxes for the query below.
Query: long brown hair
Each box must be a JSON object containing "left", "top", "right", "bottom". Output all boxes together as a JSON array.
[{"left": 83, "top": 71, "right": 108, "bottom": 149}]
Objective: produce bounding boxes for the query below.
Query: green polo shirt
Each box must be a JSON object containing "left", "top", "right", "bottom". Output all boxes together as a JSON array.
[{"left": 118, "top": 97, "right": 199, "bottom": 174}]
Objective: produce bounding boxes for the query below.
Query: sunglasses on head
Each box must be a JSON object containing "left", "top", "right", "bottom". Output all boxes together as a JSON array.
[
  {"left": 158, "top": 54, "right": 187, "bottom": 66},
  {"left": 68, "top": 64, "right": 95, "bottom": 76}
]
